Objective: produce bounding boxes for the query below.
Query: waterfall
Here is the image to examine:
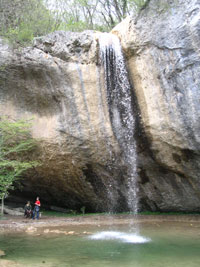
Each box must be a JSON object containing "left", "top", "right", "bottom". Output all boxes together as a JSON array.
[{"left": 99, "top": 33, "right": 138, "bottom": 215}]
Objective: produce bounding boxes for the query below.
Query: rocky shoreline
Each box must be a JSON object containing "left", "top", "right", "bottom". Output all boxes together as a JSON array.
[{"left": 1, "top": 214, "right": 200, "bottom": 233}]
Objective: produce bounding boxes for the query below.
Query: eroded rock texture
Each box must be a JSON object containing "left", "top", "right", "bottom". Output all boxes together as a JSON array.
[
  {"left": 0, "top": 32, "right": 127, "bottom": 212},
  {"left": 113, "top": 0, "right": 200, "bottom": 211}
]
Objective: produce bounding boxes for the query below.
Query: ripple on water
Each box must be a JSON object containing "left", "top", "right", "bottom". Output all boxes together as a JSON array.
[{"left": 88, "top": 231, "right": 151, "bottom": 244}]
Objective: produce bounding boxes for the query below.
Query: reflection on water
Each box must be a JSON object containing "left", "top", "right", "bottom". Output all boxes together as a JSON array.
[
  {"left": 0, "top": 221, "right": 200, "bottom": 267},
  {"left": 89, "top": 231, "right": 151, "bottom": 243}
]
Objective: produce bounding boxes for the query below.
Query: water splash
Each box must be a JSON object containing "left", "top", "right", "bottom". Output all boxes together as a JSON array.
[
  {"left": 89, "top": 231, "right": 151, "bottom": 244},
  {"left": 99, "top": 33, "right": 138, "bottom": 215}
]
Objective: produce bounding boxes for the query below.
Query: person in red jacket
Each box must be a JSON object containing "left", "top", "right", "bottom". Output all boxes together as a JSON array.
[{"left": 32, "top": 197, "right": 41, "bottom": 220}]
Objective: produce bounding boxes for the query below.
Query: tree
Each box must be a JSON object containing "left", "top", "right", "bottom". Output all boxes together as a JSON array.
[
  {"left": 45, "top": 0, "right": 149, "bottom": 32},
  {"left": 0, "top": 0, "right": 149, "bottom": 42},
  {"left": 0, "top": 118, "right": 39, "bottom": 215},
  {"left": 0, "top": 0, "right": 60, "bottom": 46}
]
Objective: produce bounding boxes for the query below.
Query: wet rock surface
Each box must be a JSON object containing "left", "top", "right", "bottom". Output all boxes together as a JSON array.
[{"left": 113, "top": 0, "right": 200, "bottom": 211}]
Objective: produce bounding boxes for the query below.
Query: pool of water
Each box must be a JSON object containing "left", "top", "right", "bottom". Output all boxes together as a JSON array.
[{"left": 1, "top": 221, "right": 200, "bottom": 266}]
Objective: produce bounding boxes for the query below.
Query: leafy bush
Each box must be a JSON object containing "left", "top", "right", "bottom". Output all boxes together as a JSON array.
[
  {"left": 0, "top": 0, "right": 58, "bottom": 46},
  {"left": 0, "top": 117, "right": 40, "bottom": 214}
]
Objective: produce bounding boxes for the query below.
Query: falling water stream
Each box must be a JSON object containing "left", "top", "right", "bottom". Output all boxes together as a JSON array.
[
  {"left": 89, "top": 33, "right": 141, "bottom": 241},
  {"left": 99, "top": 33, "right": 138, "bottom": 215}
]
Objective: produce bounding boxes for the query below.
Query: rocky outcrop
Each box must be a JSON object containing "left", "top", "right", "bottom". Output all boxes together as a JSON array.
[
  {"left": 113, "top": 0, "right": 200, "bottom": 211},
  {"left": 4, "top": 206, "right": 24, "bottom": 216},
  {"left": 0, "top": 31, "right": 125, "bottom": 212}
]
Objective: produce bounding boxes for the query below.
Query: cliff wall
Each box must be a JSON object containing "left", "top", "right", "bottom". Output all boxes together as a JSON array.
[{"left": 113, "top": 0, "right": 200, "bottom": 211}]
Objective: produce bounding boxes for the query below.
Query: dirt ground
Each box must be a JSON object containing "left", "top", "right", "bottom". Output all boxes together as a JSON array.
[{"left": 1, "top": 214, "right": 200, "bottom": 233}]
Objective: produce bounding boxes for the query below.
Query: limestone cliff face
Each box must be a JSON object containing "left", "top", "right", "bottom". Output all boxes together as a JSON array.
[
  {"left": 113, "top": 0, "right": 200, "bottom": 211},
  {"left": 1, "top": 0, "right": 200, "bottom": 212},
  {"left": 0, "top": 32, "right": 126, "bottom": 211}
]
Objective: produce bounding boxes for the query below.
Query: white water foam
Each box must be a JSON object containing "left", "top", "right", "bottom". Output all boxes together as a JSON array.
[
  {"left": 99, "top": 33, "right": 139, "bottom": 214},
  {"left": 89, "top": 231, "right": 151, "bottom": 244}
]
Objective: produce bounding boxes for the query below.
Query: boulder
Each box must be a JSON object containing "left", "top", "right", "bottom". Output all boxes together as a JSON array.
[
  {"left": 0, "top": 250, "right": 5, "bottom": 257},
  {"left": 4, "top": 206, "right": 24, "bottom": 216},
  {"left": 25, "top": 226, "right": 37, "bottom": 233}
]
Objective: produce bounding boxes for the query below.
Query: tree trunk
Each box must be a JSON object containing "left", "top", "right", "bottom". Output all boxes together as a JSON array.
[{"left": 1, "top": 196, "right": 4, "bottom": 215}]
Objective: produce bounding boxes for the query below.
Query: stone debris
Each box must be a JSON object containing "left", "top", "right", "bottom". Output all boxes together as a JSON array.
[
  {"left": 67, "top": 231, "right": 75, "bottom": 235},
  {"left": 0, "top": 250, "right": 5, "bottom": 257},
  {"left": 42, "top": 229, "right": 93, "bottom": 235},
  {"left": 43, "top": 229, "right": 76, "bottom": 235},
  {"left": 82, "top": 231, "right": 92, "bottom": 234},
  {"left": 25, "top": 226, "right": 37, "bottom": 233}
]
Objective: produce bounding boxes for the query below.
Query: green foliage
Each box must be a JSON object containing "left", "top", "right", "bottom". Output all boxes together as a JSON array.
[
  {"left": 0, "top": 0, "right": 59, "bottom": 46},
  {"left": 0, "top": 0, "right": 150, "bottom": 41},
  {"left": 45, "top": 0, "right": 150, "bottom": 33},
  {"left": 0, "top": 118, "right": 40, "bottom": 204},
  {"left": 42, "top": 210, "right": 200, "bottom": 218},
  {"left": 42, "top": 210, "right": 107, "bottom": 217},
  {"left": 59, "top": 20, "right": 90, "bottom": 32},
  {"left": 80, "top": 206, "right": 86, "bottom": 214},
  {"left": 132, "top": 0, "right": 149, "bottom": 11},
  {"left": 5, "top": 24, "right": 34, "bottom": 45}
]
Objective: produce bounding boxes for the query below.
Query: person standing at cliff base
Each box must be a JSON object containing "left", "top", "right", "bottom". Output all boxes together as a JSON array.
[
  {"left": 32, "top": 197, "right": 41, "bottom": 220},
  {"left": 24, "top": 201, "right": 32, "bottom": 218}
]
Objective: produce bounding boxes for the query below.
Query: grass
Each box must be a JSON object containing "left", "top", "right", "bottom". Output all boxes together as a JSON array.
[
  {"left": 41, "top": 210, "right": 200, "bottom": 218},
  {"left": 139, "top": 211, "right": 200, "bottom": 215},
  {"left": 42, "top": 210, "right": 109, "bottom": 217}
]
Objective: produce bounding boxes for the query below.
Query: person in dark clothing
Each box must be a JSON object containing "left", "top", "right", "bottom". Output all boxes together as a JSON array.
[
  {"left": 32, "top": 197, "right": 41, "bottom": 220},
  {"left": 24, "top": 201, "right": 32, "bottom": 218}
]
